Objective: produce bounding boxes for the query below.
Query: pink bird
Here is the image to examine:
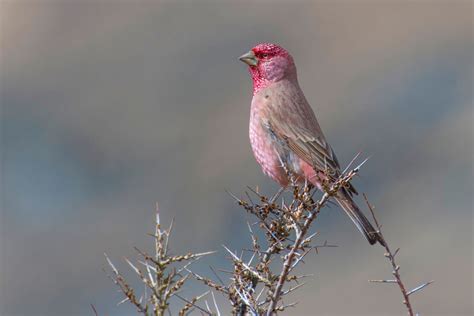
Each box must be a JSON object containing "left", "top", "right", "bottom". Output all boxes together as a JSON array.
[{"left": 239, "top": 43, "right": 381, "bottom": 245}]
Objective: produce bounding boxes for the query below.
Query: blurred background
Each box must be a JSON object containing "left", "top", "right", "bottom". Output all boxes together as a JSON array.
[{"left": 1, "top": 1, "right": 472, "bottom": 315}]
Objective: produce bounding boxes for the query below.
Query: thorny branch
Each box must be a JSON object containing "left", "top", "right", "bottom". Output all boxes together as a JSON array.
[
  {"left": 190, "top": 155, "right": 431, "bottom": 315},
  {"left": 104, "top": 204, "right": 216, "bottom": 316},
  {"left": 365, "top": 195, "right": 433, "bottom": 316},
  {"left": 190, "top": 161, "right": 365, "bottom": 315},
  {"left": 105, "top": 156, "right": 432, "bottom": 315},
  {"left": 266, "top": 166, "right": 364, "bottom": 315}
]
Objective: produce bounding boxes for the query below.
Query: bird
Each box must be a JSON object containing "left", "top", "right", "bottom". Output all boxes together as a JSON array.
[{"left": 239, "top": 43, "right": 381, "bottom": 245}]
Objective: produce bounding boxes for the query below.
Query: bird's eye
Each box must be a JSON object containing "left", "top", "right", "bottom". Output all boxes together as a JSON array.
[{"left": 261, "top": 53, "right": 268, "bottom": 58}]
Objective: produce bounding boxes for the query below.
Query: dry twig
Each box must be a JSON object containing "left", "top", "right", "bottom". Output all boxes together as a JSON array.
[
  {"left": 104, "top": 204, "right": 215, "bottom": 316},
  {"left": 192, "top": 160, "right": 365, "bottom": 315},
  {"left": 106, "top": 155, "right": 431, "bottom": 315},
  {"left": 365, "top": 194, "right": 433, "bottom": 316}
]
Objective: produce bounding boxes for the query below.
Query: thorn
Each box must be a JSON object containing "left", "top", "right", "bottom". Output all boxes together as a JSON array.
[
  {"left": 282, "top": 282, "right": 306, "bottom": 295},
  {"left": 342, "top": 151, "right": 362, "bottom": 174},
  {"left": 167, "top": 217, "right": 175, "bottom": 236},
  {"left": 117, "top": 296, "right": 130, "bottom": 306},
  {"left": 90, "top": 304, "right": 98, "bottom": 316},
  {"left": 193, "top": 250, "right": 218, "bottom": 257},
  {"left": 393, "top": 248, "right": 400, "bottom": 257},
  {"left": 255, "top": 286, "right": 266, "bottom": 301},
  {"left": 246, "top": 221, "right": 255, "bottom": 235},
  {"left": 155, "top": 202, "right": 160, "bottom": 225},
  {"left": 302, "top": 232, "right": 319, "bottom": 244},
  {"left": 246, "top": 186, "right": 262, "bottom": 198},
  {"left": 175, "top": 292, "right": 211, "bottom": 315},
  {"left": 353, "top": 156, "right": 371, "bottom": 172},
  {"left": 247, "top": 251, "right": 257, "bottom": 266},
  {"left": 124, "top": 257, "right": 141, "bottom": 276},
  {"left": 270, "top": 186, "right": 285, "bottom": 203},
  {"left": 222, "top": 245, "right": 240, "bottom": 261},
  {"left": 204, "top": 300, "right": 212, "bottom": 313},
  {"left": 407, "top": 281, "right": 434, "bottom": 296},
  {"left": 209, "top": 266, "right": 225, "bottom": 286},
  {"left": 211, "top": 291, "right": 221, "bottom": 316},
  {"left": 225, "top": 190, "right": 241, "bottom": 203},
  {"left": 245, "top": 191, "right": 255, "bottom": 206},
  {"left": 104, "top": 253, "right": 119, "bottom": 275}
]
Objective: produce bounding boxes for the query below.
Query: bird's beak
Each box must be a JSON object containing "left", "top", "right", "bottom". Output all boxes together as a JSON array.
[{"left": 239, "top": 50, "right": 258, "bottom": 66}]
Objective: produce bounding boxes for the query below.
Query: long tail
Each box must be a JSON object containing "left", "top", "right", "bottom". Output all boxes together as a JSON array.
[{"left": 335, "top": 190, "right": 382, "bottom": 245}]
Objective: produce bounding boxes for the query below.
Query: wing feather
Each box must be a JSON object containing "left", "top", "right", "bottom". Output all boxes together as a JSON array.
[{"left": 267, "top": 117, "right": 340, "bottom": 175}]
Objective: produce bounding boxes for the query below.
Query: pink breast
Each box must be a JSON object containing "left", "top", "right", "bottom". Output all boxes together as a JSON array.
[{"left": 249, "top": 110, "right": 289, "bottom": 186}]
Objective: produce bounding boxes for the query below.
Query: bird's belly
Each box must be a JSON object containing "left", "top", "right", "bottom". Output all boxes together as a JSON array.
[
  {"left": 249, "top": 117, "right": 301, "bottom": 186},
  {"left": 249, "top": 117, "right": 325, "bottom": 188}
]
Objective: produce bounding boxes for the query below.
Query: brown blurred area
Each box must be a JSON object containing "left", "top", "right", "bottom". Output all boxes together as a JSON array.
[{"left": 1, "top": 1, "right": 472, "bottom": 315}]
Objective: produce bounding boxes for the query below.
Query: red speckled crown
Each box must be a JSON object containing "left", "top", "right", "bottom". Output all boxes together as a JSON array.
[
  {"left": 247, "top": 43, "right": 295, "bottom": 94},
  {"left": 251, "top": 43, "right": 290, "bottom": 58}
]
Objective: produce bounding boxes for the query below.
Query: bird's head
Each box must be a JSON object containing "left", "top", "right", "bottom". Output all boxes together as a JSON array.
[{"left": 239, "top": 43, "right": 297, "bottom": 94}]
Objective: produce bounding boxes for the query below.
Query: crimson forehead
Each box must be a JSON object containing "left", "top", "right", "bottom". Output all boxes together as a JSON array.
[{"left": 252, "top": 43, "right": 287, "bottom": 55}]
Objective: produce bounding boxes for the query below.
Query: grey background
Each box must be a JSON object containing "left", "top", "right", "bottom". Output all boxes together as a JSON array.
[{"left": 1, "top": 1, "right": 472, "bottom": 315}]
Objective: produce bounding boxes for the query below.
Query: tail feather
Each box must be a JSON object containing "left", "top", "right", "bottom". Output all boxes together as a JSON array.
[{"left": 335, "top": 190, "right": 381, "bottom": 245}]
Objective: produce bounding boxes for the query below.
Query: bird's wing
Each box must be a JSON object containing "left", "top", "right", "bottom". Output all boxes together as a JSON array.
[
  {"left": 266, "top": 116, "right": 358, "bottom": 195},
  {"left": 265, "top": 116, "right": 341, "bottom": 178}
]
